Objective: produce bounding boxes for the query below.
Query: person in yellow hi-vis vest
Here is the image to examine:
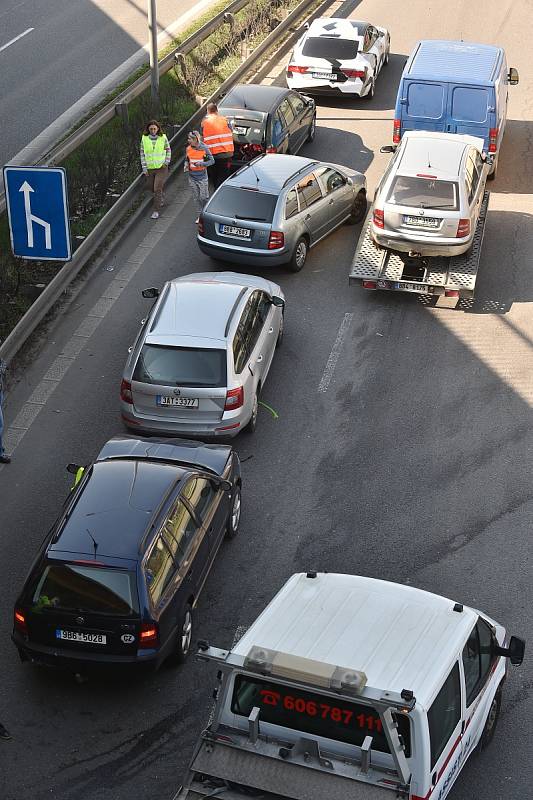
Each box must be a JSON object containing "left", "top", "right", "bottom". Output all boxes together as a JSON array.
[{"left": 140, "top": 120, "right": 171, "bottom": 219}]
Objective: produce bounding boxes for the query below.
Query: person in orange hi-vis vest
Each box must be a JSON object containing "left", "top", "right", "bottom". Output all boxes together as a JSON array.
[
  {"left": 184, "top": 131, "right": 215, "bottom": 223},
  {"left": 201, "top": 102, "right": 234, "bottom": 189}
]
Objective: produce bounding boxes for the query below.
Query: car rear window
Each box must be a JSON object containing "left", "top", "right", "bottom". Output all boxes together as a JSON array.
[
  {"left": 227, "top": 117, "right": 265, "bottom": 144},
  {"left": 387, "top": 176, "right": 459, "bottom": 210},
  {"left": 451, "top": 86, "right": 489, "bottom": 123},
  {"left": 231, "top": 675, "right": 411, "bottom": 756},
  {"left": 33, "top": 564, "right": 139, "bottom": 616},
  {"left": 207, "top": 187, "right": 278, "bottom": 222},
  {"left": 133, "top": 344, "right": 227, "bottom": 388},
  {"left": 302, "top": 37, "right": 359, "bottom": 61},
  {"left": 405, "top": 82, "right": 444, "bottom": 120}
]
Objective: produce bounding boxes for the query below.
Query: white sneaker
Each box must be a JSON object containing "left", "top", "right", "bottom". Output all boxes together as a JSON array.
[{"left": 151, "top": 211, "right": 159, "bottom": 220}]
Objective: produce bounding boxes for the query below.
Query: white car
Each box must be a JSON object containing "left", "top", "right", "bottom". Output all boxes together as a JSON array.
[{"left": 286, "top": 18, "right": 390, "bottom": 99}]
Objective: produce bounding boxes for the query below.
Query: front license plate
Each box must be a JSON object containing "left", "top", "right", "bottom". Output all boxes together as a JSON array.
[
  {"left": 56, "top": 630, "right": 107, "bottom": 644},
  {"left": 393, "top": 282, "right": 429, "bottom": 293},
  {"left": 219, "top": 224, "right": 251, "bottom": 238},
  {"left": 403, "top": 215, "right": 439, "bottom": 228},
  {"left": 312, "top": 71, "right": 336, "bottom": 80},
  {"left": 157, "top": 396, "right": 199, "bottom": 408}
]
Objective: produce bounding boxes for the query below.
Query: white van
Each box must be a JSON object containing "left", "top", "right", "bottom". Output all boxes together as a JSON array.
[{"left": 177, "top": 572, "right": 524, "bottom": 800}]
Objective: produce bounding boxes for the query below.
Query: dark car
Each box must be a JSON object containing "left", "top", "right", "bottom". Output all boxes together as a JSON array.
[
  {"left": 12, "top": 436, "right": 241, "bottom": 674},
  {"left": 218, "top": 83, "right": 316, "bottom": 170}
]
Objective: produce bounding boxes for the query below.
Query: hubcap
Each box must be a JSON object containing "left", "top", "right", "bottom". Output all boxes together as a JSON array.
[
  {"left": 181, "top": 611, "right": 192, "bottom": 653},
  {"left": 296, "top": 242, "right": 306, "bottom": 267},
  {"left": 231, "top": 491, "right": 241, "bottom": 530}
]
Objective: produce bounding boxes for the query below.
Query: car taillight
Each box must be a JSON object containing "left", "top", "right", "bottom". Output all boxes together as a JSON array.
[
  {"left": 139, "top": 623, "right": 159, "bottom": 649},
  {"left": 489, "top": 127, "right": 498, "bottom": 153},
  {"left": 287, "top": 65, "right": 308, "bottom": 74},
  {"left": 14, "top": 608, "right": 27, "bottom": 635},
  {"left": 268, "top": 231, "right": 284, "bottom": 249},
  {"left": 343, "top": 68, "right": 366, "bottom": 79},
  {"left": 225, "top": 387, "right": 244, "bottom": 411},
  {"left": 456, "top": 218, "right": 470, "bottom": 238},
  {"left": 120, "top": 379, "right": 133, "bottom": 404},
  {"left": 373, "top": 209, "right": 385, "bottom": 229},
  {"left": 393, "top": 118, "right": 401, "bottom": 144},
  {"left": 266, "top": 145, "right": 277, "bottom": 154},
  {"left": 197, "top": 216, "right": 204, "bottom": 235},
  {"left": 362, "top": 280, "right": 377, "bottom": 289}
]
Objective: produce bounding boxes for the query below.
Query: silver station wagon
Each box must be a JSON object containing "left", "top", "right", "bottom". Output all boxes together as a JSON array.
[
  {"left": 120, "top": 273, "right": 284, "bottom": 438},
  {"left": 371, "top": 131, "right": 490, "bottom": 257},
  {"left": 197, "top": 154, "right": 367, "bottom": 271}
]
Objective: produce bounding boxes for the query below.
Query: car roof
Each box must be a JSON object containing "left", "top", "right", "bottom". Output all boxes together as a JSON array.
[
  {"left": 228, "top": 154, "right": 318, "bottom": 192},
  {"left": 407, "top": 40, "right": 502, "bottom": 85},
  {"left": 146, "top": 278, "right": 247, "bottom": 346},
  {"left": 398, "top": 131, "right": 483, "bottom": 177},
  {"left": 220, "top": 83, "right": 290, "bottom": 113},
  {"left": 231, "top": 572, "right": 478, "bottom": 709},
  {"left": 49, "top": 459, "right": 184, "bottom": 560},
  {"left": 307, "top": 17, "right": 368, "bottom": 40}
]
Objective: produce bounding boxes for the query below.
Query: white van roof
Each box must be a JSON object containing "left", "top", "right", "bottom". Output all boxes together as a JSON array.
[{"left": 232, "top": 573, "right": 477, "bottom": 708}]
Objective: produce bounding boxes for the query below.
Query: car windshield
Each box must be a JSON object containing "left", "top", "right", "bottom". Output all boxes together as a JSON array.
[
  {"left": 207, "top": 187, "right": 277, "bottom": 222},
  {"left": 302, "top": 37, "right": 359, "bottom": 61},
  {"left": 386, "top": 176, "right": 459, "bottom": 210},
  {"left": 32, "top": 564, "right": 139, "bottom": 616},
  {"left": 133, "top": 344, "right": 227, "bottom": 388}
]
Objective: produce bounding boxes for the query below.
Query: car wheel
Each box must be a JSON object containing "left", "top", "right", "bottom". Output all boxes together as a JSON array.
[
  {"left": 172, "top": 604, "right": 194, "bottom": 664},
  {"left": 276, "top": 310, "right": 284, "bottom": 348},
  {"left": 487, "top": 153, "right": 498, "bottom": 181},
  {"left": 347, "top": 190, "right": 367, "bottom": 224},
  {"left": 363, "top": 78, "right": 375, "bottom": 101},
  {"left": 477, "top": 686, "right": 502, "bottom": 751},
  {"left": 384, "top": 43, "right": 390, "bottom": 66},
  {"left": 307, "top": 114, "right": 316, "bottom": 143},
  {"left": 288, "top": 237, "right": 308, "bottom": 272},
  {"left": 245, "top": 390, "right": 259, "bottom": 433},
  {"left": 225, "top": 484, "right": 241, "bottom": 539}
]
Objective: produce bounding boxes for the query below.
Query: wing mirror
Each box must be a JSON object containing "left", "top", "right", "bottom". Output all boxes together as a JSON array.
[
  {"left": 508, "top": 67, "right": 519, "bottom": 85},
  {"left": 142, "top": 287, "right": 159, "bottom": 299},
  {"left": 303, "top": 21, "right": 310, "bottom": 30},
  {"left": 493, "top": 635, "right": 525, "bottom": 666},
  {"left": 380, "top": 145, "right": 396, "bottom": 154},
  {"left": 271, "top": 296, "right": 285, "bottom": 307}
]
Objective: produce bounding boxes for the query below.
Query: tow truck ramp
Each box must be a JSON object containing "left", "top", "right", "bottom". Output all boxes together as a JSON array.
[{"left": 349, "top": 192, "right": 489, "bottom": 299}]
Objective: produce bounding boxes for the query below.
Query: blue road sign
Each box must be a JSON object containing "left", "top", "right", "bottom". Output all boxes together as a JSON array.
[{"left": 3, "top": 166, "right": 71, "bottom": 261}]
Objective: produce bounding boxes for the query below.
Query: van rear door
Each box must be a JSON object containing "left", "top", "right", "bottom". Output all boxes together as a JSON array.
[
  {"left": 447, "top": 85, "right": 494, "bottom": 148},
  {"left": 401, "top": 80, "right": 447, "bottom": 133}
]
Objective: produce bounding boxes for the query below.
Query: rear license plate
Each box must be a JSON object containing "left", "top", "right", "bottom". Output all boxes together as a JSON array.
[
  {"left": 219, "top": 224, "right": 251, "bottom": 238},
  {"left": 157, "top": 396, "right": 199, "bottom": 408},
  {"left": 233, "top": 126, "right": 248, "bottom": 135},
  {"left": 393, "top": 282, "right": 429, "bottom": 293},
  {"left": 403, "top": 215, "right": 439, "bottom": 228},
  {"left": 56, "top": 630, "right": 107, "bottom": 644},
  {"left": 312, "top": 71, "right": 336, "bottom": 80}
]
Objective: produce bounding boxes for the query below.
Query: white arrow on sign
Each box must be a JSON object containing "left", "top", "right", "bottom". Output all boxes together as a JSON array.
[{"left": 19, "top": 180, "right": 52, "bottom": 250}]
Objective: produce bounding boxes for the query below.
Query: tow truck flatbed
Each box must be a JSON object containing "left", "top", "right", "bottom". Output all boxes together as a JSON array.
[{"left": 349, "top": 192, "right": 489, "bottom": 298}]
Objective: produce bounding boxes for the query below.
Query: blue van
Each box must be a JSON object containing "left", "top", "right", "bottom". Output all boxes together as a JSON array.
[{"left": 393, "top": 40, "right": 519, "bottom": 178}]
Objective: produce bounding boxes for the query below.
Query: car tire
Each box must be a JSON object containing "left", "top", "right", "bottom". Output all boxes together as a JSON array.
[
  {"left": 307, "top": 114, "right": 316, "bottom": 143},
  {"left": 171, "top": 604, "right": 194, "bottom": 665},
  {"left": 276, "top": 310, "right": 284, "bottom": 348},
  {"left": 477, "top": 685, "right": 503, "bottom": 751},
  {"left": 487, "top": 153, "right": 498, "bottom": 181},
  {"left": 225, "top": 484, "right": 242, "bottom": 539},
  {"left": 245, "top": 390, "right": 259, "bottom": 434},
  {"left": 363, "top": 78, "right": 375, "bottom": 101},
  {"left": 384, "top": 43, "right": 390, "bottom": 66},
  {"left": 347, "top": 190, "right": 367, "bottom": 224},
  {"left": 288, "top": 237, "right": 308, "bottom": 272}
]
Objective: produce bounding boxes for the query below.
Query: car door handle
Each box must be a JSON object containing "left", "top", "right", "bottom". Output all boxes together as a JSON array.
[
  {"left": 268, "top": 327, "right": 274, "bottom": 333},
  {"left": 257, "top": 355, "right": 263, "bottom": 363}
]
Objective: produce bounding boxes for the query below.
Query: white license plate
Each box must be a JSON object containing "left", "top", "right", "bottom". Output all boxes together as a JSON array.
[
  {"left": 393, "top": 282, "right": 429, "bottom": 293},
  {"left": 157, "top": 396, "right": 199, "bottom": 408},
  {"left": 219, "top": 224, "right": 251, "bottom": 238},
  {"left": 311, "top": 71, "right": 336, "bottom": 80},
  {"left": 56, "top": 630, "right": 107, "bottom": 644},
  {"left": 233, "top": 126, "right": 248, "bottom": 135},
  {"left": 403, "top": 215, "right": 439, "bottom": 228}
]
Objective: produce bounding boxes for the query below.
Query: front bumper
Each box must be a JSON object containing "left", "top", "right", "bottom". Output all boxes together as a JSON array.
[
  {"left": 371, "top": 227, "right": 473, "bottom": 258},
  {"left": 197, "top": 235, "right": 289, "bottom": 267}
]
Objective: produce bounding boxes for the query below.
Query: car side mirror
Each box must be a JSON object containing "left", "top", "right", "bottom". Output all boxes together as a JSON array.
[
  {"left": 508, "top": 67, "right": 519, "bottom": 85},
  {"left": 66, "top": 463, "right": 81, "bottom": 475},
  {"left": 493, "top": 635, "right": 525, "bottom": 666},
  {"left": 380, "top": 145, "right": 396, "bottom": 154},
  {"left": 303, "top": 21, "right": 310, "bottom": 30},
  {"left": 346, "top": 177, "right": 354, "bottom": 186},
  {"left": 142, "top": 287, "right": 159, "bottom": 299},
  {"left": 271, "top": 296, "right": 285, "bottom": 307}
]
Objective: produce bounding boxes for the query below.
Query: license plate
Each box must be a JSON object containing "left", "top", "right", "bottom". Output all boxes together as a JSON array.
[
  {"left": 56, "top": 630, "right": 107, "bottom": 644},
  {"left": 233, "top": 125, "right": 248, "bottom": 135},
  {"left": 219, "top": 224, "right": 251, "bottom": 238},
  {"left": 393, "top": 282, "right": 429, "bottom": 293},
  {"left": 403, "top": 215, "right": 439, "bottom": 228},
  {"left": 157, "top": 396, "right": 199, "bottom": 408},
  {"left": 311, "top": 71, "right": 336, "bottom": 80}
]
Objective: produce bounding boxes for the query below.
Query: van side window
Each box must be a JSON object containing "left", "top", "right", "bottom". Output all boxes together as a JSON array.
[
  {"left": 427, "top": 662, "right": 461, "bottom": 768},
  {"left": 462, "top": 618, "right": 495, "bottom": 705}
]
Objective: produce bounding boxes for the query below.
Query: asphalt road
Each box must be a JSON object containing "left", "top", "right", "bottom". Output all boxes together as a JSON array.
[
  {"left": 1, "top": 0, "right": 532, "bottom": 798},
  {"left": 0, "top": 0, "right": 215, "bottom": 166}
]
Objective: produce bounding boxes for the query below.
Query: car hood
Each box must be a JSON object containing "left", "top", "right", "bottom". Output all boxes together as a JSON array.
[{"left": 96, "top": 436, "right": 232, "bottom": 476}]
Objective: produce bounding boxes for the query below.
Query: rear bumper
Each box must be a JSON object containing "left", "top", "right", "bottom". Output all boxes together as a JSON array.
[
  {"left": 12, "top": 631, "right": 159, "bottom": 670},
  {"left": 197, "top": 235, "right": 289, "bottom": 266},
  {"left": 121, "top": 408, "right": 243, "bottom": 438},
  {"left": 286, "top": 75, "right": 367, "bottom": 97},
  {"left": 371, "top": 227, "right": 473, "bottom": 258}
]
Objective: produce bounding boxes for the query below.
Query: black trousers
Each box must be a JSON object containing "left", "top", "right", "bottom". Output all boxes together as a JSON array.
[{"left": 208, "top": 155, "right": 233, "bottom": 189}]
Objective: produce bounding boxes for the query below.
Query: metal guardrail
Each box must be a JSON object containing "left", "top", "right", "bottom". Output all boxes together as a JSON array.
[{"left": 0, "top": 0, "right": 332, "bottom": 363}]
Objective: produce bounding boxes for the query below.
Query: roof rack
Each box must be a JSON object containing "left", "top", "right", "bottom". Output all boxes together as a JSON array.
[
  {"left": 282, "top": 161, "right": 319, "bottom": 188},
  {"left": 224, "top": 287, "right": 248, "bottom": 337}
]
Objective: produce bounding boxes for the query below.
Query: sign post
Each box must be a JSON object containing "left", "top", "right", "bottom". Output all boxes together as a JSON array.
[{"left": 3, "top": 166, "right": 72, "bottom": 261}]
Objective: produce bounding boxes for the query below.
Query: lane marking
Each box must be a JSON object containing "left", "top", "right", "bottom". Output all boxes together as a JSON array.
[
  {"left": 0, "top": 27, "right": 34, "bottom": 53},
  {"left": 318, "top": 313, "right": 353, "bottom": 393}
]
